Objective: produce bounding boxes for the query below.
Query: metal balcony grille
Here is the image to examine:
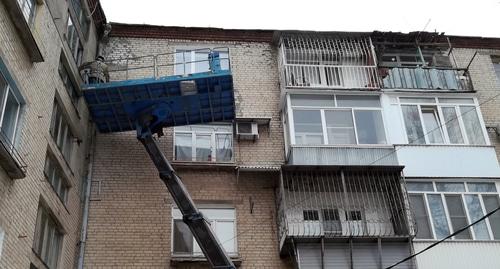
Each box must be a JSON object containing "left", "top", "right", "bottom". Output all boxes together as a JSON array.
[
  {"left": 277, "top": 167, "right": 414, "bottom": 245},
  {"left": 278, "top": 34, "right": 381, "bottom": 90}
]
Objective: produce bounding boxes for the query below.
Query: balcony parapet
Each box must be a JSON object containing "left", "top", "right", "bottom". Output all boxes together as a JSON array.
[{"left": 379, "top": 66, "right": 473, "bottom": 91}]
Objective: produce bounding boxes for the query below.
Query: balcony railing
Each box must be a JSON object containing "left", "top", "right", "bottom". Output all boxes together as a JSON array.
[
  {"left": 0, "top": 130, "right": 27, "bottom": 179},
  {"left": 380, "top": 66, "right": 472, "bottom": 91},
  {"left": 277, "top": 168, "right": 414, "bottom": 249},
  {"left": 282, "top": 64, "right": 380, "bottom": 89},
  {"left": 81, "top": 47, "right": 231, "bottom": 83}
]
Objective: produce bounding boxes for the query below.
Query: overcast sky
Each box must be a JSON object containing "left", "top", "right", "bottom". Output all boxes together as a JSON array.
[{"left": 100, "top": 0, "right": 500, "bottom": 38}]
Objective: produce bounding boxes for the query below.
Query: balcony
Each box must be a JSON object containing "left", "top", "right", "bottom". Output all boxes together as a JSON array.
[
  {"left": 380, "top": 66, "right": 472, "bottom": 91},
  {"left": 0, "top": 130, "right": 27, "bottom": 179},
  {"left": 278, "top": 34, "right": 381, "bottom": 91},
  {"left": 277, "top": 167, "right": 414, "bottom": 253}
]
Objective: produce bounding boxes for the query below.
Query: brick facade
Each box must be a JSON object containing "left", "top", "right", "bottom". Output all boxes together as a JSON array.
[{"left": 0, "top": 0, "right": 100, "bottom": 268}]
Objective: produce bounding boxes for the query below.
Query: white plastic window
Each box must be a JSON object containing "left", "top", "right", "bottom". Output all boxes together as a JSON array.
[
  {"left": 174, "top": 124, "right": 233, "bottom": 162},
  {"left": 0, "top": 73, "right": 22, "bottom": 149},
  {"left": 175, "top": 49, "right": 229, "bottom": 76},
  {"left": 408, "top": 181, "right": 500, "bottom": 240},
  {"left": 289, "top": 94, "right": 386, "bottom": 145},
  {"left": 172, "top": 207, "right": 236, "bottom": 255},
  {"left": 49, "top": 102, "right": 74, "bottom": 163},
  {"left": 399, "top": 97, "right": 487, "bottom": 145},
  {"left": 17, "top": 0, "right": 36, "bottom": 25}
]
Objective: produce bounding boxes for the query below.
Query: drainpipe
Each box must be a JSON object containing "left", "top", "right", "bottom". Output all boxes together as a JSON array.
[{"left": 77, "top": 126, "right": 96, "bottom": 269}]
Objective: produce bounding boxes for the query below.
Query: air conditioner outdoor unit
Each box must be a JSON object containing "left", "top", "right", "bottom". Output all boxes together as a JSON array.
[{"left": 236, "top": 122, "right": 259, "bottom": 140}]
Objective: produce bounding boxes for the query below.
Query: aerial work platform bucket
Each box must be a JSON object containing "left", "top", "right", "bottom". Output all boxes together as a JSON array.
[
  {"left": 80, "top": 48, "right": 237, "bottom": 268},
  {"left": 81, "top": 48, "right": 235, "bottom": 134}
]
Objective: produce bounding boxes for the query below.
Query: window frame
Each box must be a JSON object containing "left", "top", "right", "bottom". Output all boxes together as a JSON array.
[
  {"left": 58, "top": 58, "right": 80, "bottom": 110},
  {"left": 173, "top": 124, "right": 233, "bottom": 163},
  {"left": 171, "top": 206, "right": 237, "bottom": 257},
  {"left": 287, "top": 94, "right": 388, "bottom": 146},
  {"left": 0, "top": 73, "right": 22, "bottom": 149},
  {"left": 49, "top": 101, "right": 75, "bottom": 165},
  {"left": 43, "top": 152, "right": 70, "bottom": 205},
  {"left": 65, "top": 13, "right": 83, "bottom": 66},
  {"left": 174, "top": 48, "right": 230, "bottom": 76},
  {"left": 397, "top": 97, "right": 489, "bottom": 145},
  {"left": 408, "top": 181, "right": 500, "bottom": 241},
  {"left": 17, "top": 0, "right": 37, "bottom": 26},
  {"left": 32, "top": 205, "right": 64, "bottom": 269}
]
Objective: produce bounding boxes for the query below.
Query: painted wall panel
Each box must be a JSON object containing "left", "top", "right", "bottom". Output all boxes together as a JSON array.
[
  {"left": 396, "top": 145, "right": 500, "bottom": 178},
  {"left": 414, "top": 241, "right": 500, "bottom": 269}
]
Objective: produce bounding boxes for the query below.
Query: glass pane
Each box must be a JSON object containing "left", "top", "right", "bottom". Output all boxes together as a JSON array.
[
  {"left": 409, "top": 194, "right": 432, "bottom": 239},
  {"left": 216, "top": 134, "right": 232, "bottom": 162},
  {"left": 401, "top": 105, "right": 425, "bottom": 144},
  {"left": 421, "top": 107, "right": 443, "bottom": 143},
  {"left": 439, "top": 98, "right": 474, "bottom": 104},
  {"left": 336, "top": 95, "right": 381, "bottom": 107},
  {"left": 194, "top": 51, "right": 210, "bottom": 73},
  {"left": 290, "top": 95, "right": 334, "bottom": 107},
  {"left": 400, "top": 97, "right": 435, "bottom": 104},
  {"left": 195, "top": 134, "right": 211, "bottom": 161},
  {"left": 173, "top": 220, "right": 193, "bottom": 253},
  {"left": 482, "top": 195, "right": 500, "bottom": 239},
  {"left": 435, "top": 182, "right": 465, "bottom": 192},
  {"left": 1, "top": 91, "right": 20, "bottom": 144},
  {"left": 441, "top": 107, "right": 464, "bottom": 144},
  {"left": 427, "top": 194, "right": 450, "bottom": 239},
  {"left": 200, "top": 208, "right": 235, "bottom": 219},
  {"left": 293, "top": 110, "right": 323, "bottom": 145},
  {"left": 468, "top": 183, "right": 497, "bottom": 192},
  {"left": 325, "top": 110, "right": 355, "bottom": 144},
  {"left": 465, "top": 195, "right": 490, "bottom": 240},
  {"left": 218, "top": 51, "right": 230, "bottom": 71},
  {"left": 445, "top": 195, "right": 471, "bottom": 239},
  {"left": 407, "top": 182, "right": 434, "bottom": 192},
  {"left": 460, "top": 106, "right": 486, "bottom": 145},
  {"left": 354, "top": 110, "right": 386, "bottom": 144},
  {"left": 216, "top": 221, "right": 235, "bottom": 253},
  {"left": 175, "top": 133, "right": 192, "bottom": 161},
  {"left": 175, "top": 51, "right": 192, "bottom": 75}
]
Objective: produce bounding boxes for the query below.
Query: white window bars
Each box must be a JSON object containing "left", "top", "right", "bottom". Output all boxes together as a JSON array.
[
  {"left": 277, "top": 168, "right": 415, "bottom": 241},
  {"left": 278, "top": 34, "right": 381, "bottom": 90}
]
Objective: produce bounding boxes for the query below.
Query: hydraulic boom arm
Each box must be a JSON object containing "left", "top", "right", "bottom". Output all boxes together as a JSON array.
[{"left": 137, "top": 125, "right": 235, "bottom": 269}]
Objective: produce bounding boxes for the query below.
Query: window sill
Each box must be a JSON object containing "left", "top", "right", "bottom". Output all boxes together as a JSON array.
[
  {"left": 3, "top": 0, "right": 44, "bottom": 62},
  {"left": 172, "top": 161, "right": 237, "bottom": 170},
  {"left": 30, "top": 248, "right": 49, "bottom": 269},
  {"left": 170, "top": 254, "right": 241, "bottom": 266}
]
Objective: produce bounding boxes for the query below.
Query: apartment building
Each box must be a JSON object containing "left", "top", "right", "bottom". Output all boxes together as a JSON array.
[
  {"left": 0, "top": 0, "right": 105, "bottom": 268},
  {"left": 1, "top": 1, "right": 500, "bottom": 269}
]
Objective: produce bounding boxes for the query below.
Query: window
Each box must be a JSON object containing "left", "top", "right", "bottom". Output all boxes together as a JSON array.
[
  {"left": 70, "top": 0, "right": 89, "bottom": 38},
  {"left": 66, "top": 15, "right": 83, "bottom": 66},
  {"left": 408, "top": 181, "right": 500, "bottom": 240},
  {"left": 33, "top": 206, "right": 63, "bottom": 269},
  {"left": 0, "top": 73, "right": 22, "bottom": 149},
  {"left": 400, "top": 97, "right": 486, "bottom": 145},
  {"left": 0, "top": 225, "right": 4, "bottom": 258},
  {"left": 172, "top": 207, "right": 236, "bottom": 256},
  {"left": 58, "top": 59, "right": 79, "bottom": 107},
  {"left": 44, "top": 153, "right": 69, "bottom": 204},
  {"left": 17, "top": 0, "right": 36, "bottom": 25},
  {"left": 175, "top": 49, "right": 229, "bottom": 75},
  {"left": 492, "top": 56, "right": 500, "bottom": 85},
  {"left": 174, "top": 124, "right": 232, "bottom": 162},
  {"left": 303, "top": 210, "right": 319, "bottom": 221},
  {"left": 49, "top": 101, "right": 74, "bottom": 163},
  {"left": 289, "top": 94, "right": 386, "bottom": 145}
]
